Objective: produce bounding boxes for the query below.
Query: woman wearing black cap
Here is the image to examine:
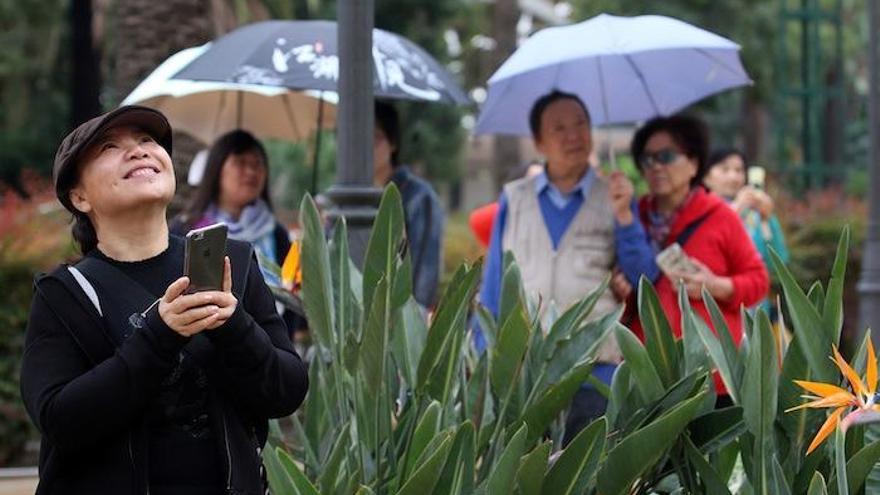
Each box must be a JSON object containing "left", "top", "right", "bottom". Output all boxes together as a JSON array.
[{"left": 20, "top": 106, "right": 309, "bottom": 494}]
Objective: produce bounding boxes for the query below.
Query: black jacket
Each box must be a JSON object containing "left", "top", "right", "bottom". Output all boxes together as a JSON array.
[{"left": 20, "top": 239, "right": 308, "bottom": 494}]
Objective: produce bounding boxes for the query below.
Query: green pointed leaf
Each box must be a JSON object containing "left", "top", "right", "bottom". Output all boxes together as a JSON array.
[
  {"left": 544, "top": 307, "right": 621, "bottom": 385},
  {"left": 542, "top": 277, "right": 610, "bottom": 360},
  {"left": 277, "top": 447, "right": 322, "bottom": 495},
  {"left": 434, "top": 421, "right": 476, "bottom": 495},
  {"left": 499, "top": 252, "right": 525, "bottom": 327},
  {"left": 360, "top": 276, "right": 390, "bottom": 397},
  {"left": 615, "top": 323, "right": 664, "bottom": 402},
  {"left": 521, "top": 361, "right": 593, "bottom": 444},
  {"left": 363, "top": 184, "right": 405, "bottom": 319},
  {"left": 807, "top": 281, "right": 825, "bottom": 311},
  {"left": 606, "top": 362, "right": 631, "bottom": 428},
  {"left": 821, "top": 226, "right": 849, "bottom": 345},
  {"left": 416, "top": 264, "right": 480, "bottom": 393},
  {"left": 693, "top": 293, "right": 741, "bottom": 403},
  {"left": 808, "top": 472, "right": 828, "bottom": 495},
  {"left": 779, "top": 326, "right": 821, "bottom": 461},
  {"left": 484, "top": 423, "right": 529, "bottom": 495},
  {"left": 679, "top": 284, "right": 711, "bottom": 376},
  {"left": 682, "top": 436, "right": 733, "bottom": 495},
  {"left": 490, "top": 305, "right": 531, "bottom": 401},
  {"left": 300, "top": 193, "right": 336, "bottom": 351},
  {"left": 829, "top": 439, "right": 880, "bottom": 495},
  {"left": 516, "top": 442, "right": 551, "bottom": 495},
  {"left": 544, "top": 417, "right": 607, "bottom": 495},
  {"left": 316, "top": 425, "right": 350, "bottom": 494},
  {"left": 769, "top": 248, "right": 835, "bottom": 382},
  {"left": 771, "top": 454, "right": 793, "bottom": 495},
  {"left": 263, "top": 446, "right": 297, "bottom": 495},
  {"left": 688, "top": 406, "right": 746, "bottom": 454},
  {"left": 597, "top": 391, "right": 706, "bottom": 495},
  {"left": 742, "top": 310, "right": 780, "bottom": 493},
  {"left": 702, "top": 288, "right": 743, "bottom": 396},
  {"left": 638, "top": 276, "right": 680, "bottom": 386},
  {"left": 356, "top": 486, "right": 375, "bottom": 495},
  {"left": 391, "top": 299, "right": 427, "bottom": 388},
  {"left": 402, "top": 401, "right": 442, "bottom": 479},
  {"left": 330, "top": 218, "right": 357, "bottom": 345},
  {"left": 396, "top": 433, "right": 453, "bottom": 495},
  {"left": 475, "top": 305, "right": 498, "bottom": 351}
]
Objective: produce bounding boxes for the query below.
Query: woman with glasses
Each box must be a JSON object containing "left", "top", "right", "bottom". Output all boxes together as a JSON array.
[{"left": 607, "top": 114, "right": 768, "bottom": 396}]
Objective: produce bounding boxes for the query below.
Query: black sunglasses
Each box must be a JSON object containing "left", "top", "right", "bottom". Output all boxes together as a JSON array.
[{"left": 638, "top": 148, "right": 682, "bottom": 169}]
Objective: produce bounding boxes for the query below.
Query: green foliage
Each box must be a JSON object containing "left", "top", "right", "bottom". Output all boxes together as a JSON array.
[
  {"left": 268, "top": 185, "right": 625, "bottom": 493},
  {"left": 0, "top": 257, "right": 39, "bottom": 465},
  {"left": 272, "top": 186, "right": 864, "bottom": 494},
  {"left": 0, "top": 0, "right": 69, "bottom": 188}
]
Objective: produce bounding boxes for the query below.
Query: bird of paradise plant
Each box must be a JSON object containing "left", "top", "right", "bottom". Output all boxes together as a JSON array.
[{"left": 787, "top": 340, "right": 880, "bottom": 455}]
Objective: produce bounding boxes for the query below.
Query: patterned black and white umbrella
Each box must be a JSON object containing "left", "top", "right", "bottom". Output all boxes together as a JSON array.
[{"left": 174, "top": 20, "right": 469, "bottom": 105}]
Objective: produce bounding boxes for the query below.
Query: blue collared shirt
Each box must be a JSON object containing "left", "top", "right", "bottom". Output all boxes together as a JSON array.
[{"left": 533, "top": 167, "right": 596, "bottom": 210}]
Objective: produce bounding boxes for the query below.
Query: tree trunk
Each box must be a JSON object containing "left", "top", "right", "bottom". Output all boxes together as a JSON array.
[
  {"left": 490, "top": 0, "right": 521, "bottom": 193},
  {"left": 71, "top": 0, "right": 102, "bottom": 127},
  {"left": 113, "top": 0, "right": 215, "bottom": 212}
]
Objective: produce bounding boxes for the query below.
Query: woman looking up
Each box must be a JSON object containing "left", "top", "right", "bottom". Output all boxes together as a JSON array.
[{"left": 21, "top": 107, "right": 308, "bottom": 494}]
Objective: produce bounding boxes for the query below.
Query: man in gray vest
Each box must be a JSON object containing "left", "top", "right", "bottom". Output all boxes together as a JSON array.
[{"left": 477, "top": 90, "right": 620, "bottom": 444}]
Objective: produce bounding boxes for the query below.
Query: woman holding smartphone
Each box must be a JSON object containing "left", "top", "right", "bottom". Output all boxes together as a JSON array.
[
  {"left": 607, "top": 115, "right": 768, "bottom": 396},
  {"left": 173, "top": 130, "right": 290, "bottom": 287},
  {"left": 21, "top": 106, "right": 308, "bottom": 494}
]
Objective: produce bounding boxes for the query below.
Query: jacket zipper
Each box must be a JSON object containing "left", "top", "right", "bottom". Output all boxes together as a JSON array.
[{"left": 221, "top": 410, "right": 233, "bottom": 491}]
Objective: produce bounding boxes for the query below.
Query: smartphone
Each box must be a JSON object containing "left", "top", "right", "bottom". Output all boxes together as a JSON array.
[
  {"left": 655, "top": 243, "right": 699, "bottom": 277},
  {"left": 184, "top": 223, "right": 228, "bottom": 293},
  {"left": 747, "top": 166, "right": 766, "bottom": 189}
]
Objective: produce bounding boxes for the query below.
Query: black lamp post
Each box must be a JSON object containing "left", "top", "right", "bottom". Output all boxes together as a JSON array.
[
  {"left": 326, "top": 0, "right": 382, "bottom": 265},
  {"left": 858, "top": 0, "right": 880, "bottom": 344}
]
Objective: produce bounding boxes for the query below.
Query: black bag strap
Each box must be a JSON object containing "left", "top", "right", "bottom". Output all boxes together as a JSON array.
[
  {"left": 34, "top": 270, "right": 116, "bottom": 365},
  {"left": 674, "top": 210, "right": 713, "bottom": 247}
]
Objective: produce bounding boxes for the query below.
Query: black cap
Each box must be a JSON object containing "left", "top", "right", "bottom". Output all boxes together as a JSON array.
[{"left": 53, "top": 105, "right": 173, "bottom": 212}]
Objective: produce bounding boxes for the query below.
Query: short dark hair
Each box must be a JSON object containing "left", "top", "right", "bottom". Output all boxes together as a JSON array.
[
  {"left": 708, "top": 147, "right": 746, "bottom": 169},
  {"left": 631, "top": 114, "right": 710, "bottom": 187},
  {"left": 374, "top": 100, "right": 401, "bottom": 168},
  {"left": 180, "top": 129, "right": 272, "bottom": 229},
  {"left": 528, "top": 90, "right": 591, "bottom": 140}
]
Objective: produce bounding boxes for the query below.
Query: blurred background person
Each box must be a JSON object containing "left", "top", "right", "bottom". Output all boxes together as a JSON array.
[
  {"left": 173, "top": 130, "right": 291, "bottom": 286},
  {"left": 374, "top": 100, "right": 445, "bottom": 308},
  {"left": 609, "top": 114, "right": 769, "bottom": 399},
  {"left": 477, "top": 90, "right": 621, "bottom": 444},
  {"left": 172, "top": 130, "right": 306, "bottom": 335},
  {"left": 704, "top": 149, "right": 790, "bottom": 305}
]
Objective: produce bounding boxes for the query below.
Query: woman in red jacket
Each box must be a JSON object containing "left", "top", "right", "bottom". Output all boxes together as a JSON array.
[{"left": 608, "top": 115, "right": 768, "bottom": 394}]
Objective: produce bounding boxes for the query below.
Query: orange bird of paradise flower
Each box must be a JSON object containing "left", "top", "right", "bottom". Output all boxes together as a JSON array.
[
  {"left": 281, "top": 240, "right": 303, "bottom": 289},
  {"left": 786, "top": 340, "right": 880, "bottom": 455}
]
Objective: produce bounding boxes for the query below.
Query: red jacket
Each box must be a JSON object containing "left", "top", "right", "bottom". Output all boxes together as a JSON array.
[{"left": 631, "top": 189, "right": 769, "bottom": 390}]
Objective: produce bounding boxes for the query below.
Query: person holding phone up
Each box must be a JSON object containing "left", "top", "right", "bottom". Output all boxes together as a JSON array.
[
  {"left": 703, "top": 149, "right": 790, "bottom": 314},
  {"left": 607, "top": 114, "right": 768, "bottom": 399},
  {"left": 20, "top": 106, "right": 308, "bottom": 494}
]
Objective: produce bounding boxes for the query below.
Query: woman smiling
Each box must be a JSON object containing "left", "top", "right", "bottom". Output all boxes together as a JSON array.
[{"left": 21, "top": 106, "right": 308, "bottom": 494}]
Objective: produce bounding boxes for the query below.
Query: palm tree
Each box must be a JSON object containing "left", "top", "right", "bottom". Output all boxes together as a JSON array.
[{"left": 111, "top": 0, "right": 270, "bottom": 208}]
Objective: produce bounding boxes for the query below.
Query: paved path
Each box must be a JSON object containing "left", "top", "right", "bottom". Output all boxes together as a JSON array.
[
  {"left": 0, "top": 468, "right": 38, "bottom": 494},
  {"left": 0, "top": 478, "right": 37, "bottom": 495}
]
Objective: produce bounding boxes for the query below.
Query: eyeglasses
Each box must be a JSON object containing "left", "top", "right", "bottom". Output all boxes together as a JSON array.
[{"left": 638, "top": 148, "right": 682, "bottom": 169}]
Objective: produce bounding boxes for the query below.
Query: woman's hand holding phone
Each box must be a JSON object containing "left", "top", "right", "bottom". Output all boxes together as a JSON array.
[{"left": 160, "top": 257, "right": 238, "bottom": 336}]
